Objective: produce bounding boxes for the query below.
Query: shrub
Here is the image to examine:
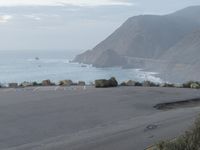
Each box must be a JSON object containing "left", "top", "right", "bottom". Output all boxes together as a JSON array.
[{"left": 155, "top": 115, "right": 200, "bottom": 150}]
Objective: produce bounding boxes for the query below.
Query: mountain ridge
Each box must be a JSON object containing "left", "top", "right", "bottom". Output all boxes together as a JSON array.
[{"left": 74, "top": 6, "right": 200, "bottom": 82}]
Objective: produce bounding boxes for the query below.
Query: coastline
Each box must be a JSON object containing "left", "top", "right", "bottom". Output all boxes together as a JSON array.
[{"left": 0, "top": 51, "right": 163, "bottom": 85}]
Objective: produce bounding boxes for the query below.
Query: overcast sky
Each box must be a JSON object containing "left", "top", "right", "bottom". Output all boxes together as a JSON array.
[{"left": 0, "top": 0, "right": 200, "bottom": 51}]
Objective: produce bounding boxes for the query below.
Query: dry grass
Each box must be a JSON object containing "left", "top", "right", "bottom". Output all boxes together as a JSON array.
[{"left": 155, "top": 116, "right": 200, "bottom": 150}]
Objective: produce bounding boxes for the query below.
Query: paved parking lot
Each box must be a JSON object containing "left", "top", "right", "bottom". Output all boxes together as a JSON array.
[{"left": 0, "top": 86, "right": 200, "bottom": 150}]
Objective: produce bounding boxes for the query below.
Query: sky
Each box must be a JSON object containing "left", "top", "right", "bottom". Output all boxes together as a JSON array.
[
  {"left": 0, "top": 0, "right": 134, "bottom": 7},
  {"left": 0, "top": 0, "right": 200, "bottom": 51}
]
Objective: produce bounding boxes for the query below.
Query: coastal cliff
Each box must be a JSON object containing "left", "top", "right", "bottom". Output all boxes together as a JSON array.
[{"left": 74, "top": 6, "right": 200, "bottom": 82}]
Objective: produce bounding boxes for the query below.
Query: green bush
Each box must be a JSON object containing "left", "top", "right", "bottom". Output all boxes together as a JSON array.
[{"left": 155, "top": 116, "right": 200, "bottom": 150}]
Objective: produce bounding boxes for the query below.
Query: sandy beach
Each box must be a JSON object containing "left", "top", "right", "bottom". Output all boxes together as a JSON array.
[{"left": 1, "top": 86, "right": 200, "bottom": 150}]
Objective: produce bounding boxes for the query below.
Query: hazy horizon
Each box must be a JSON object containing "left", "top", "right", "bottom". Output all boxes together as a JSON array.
[{"left": 0, "top": 0, "right": 200, "bottom": 52}]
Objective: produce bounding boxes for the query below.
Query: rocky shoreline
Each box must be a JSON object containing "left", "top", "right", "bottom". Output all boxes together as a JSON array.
[{"left": 1, "top": 78, "right": 200, "bottom": 90}]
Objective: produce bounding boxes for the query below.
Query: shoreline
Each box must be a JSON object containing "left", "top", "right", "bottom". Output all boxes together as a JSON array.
[{"left": 1, "top": 79, "right": 200, "bottom": 90}]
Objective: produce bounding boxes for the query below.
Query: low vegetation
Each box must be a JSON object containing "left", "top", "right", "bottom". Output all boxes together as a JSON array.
[{"left": 154, "top": 116, "right": 200, "bottom": 150}]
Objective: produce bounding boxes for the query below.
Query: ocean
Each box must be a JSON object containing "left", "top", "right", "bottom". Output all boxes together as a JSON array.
[{"left": 0, "top": 50, "right": 162, "bottom": 85}]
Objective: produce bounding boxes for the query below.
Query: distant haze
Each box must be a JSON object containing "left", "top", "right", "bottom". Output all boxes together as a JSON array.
[{"left": 0, "top": 0, "right": 200, "bottom": 51}]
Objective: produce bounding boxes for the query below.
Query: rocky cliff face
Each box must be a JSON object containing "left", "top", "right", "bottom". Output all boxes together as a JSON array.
[{"left": 74, "top": 6, "right": 200, "bottom": 82}]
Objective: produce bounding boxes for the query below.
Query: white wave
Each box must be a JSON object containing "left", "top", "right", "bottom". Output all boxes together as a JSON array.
[{"left": 27, "top": 58, "right": 69, "bottom": 64}]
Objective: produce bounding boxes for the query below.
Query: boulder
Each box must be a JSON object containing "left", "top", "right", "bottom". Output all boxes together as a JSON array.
[
  {"left": 9, "top": 83, "right": 18, "bottom": 88},
  {"left": 78, "top": 81, "right": 86, "bottom": 86},
  {"left": 32, "top": 82, "right": 41, "bottom": 86},
  {"left": 142, "top": 81, "right": 158, "bottom": 87},
  {"left": 59, "top": 80, "right": 73, "bottom": 86},
  {"left": 120, "top": 81, "right": 142, "bottom": 86},
  {"left": 135, "top": 82, "right": 143, "bottom": 86},
  {"left": 190, "top": 83, "right": 200, "bottom": 89},
  {"left": 95, "top": 79, "right": 109, "bottom": 88},
  {"left": 120, "top": 82, "right": 127, "bottom": 86},
  {"left": 42, "top": 80, "right": 52, "bottom": 86},
  {"left": 95, "top": 77, "right": 118, "bottom": 88},
  {"left": 183, "top": 81, "right": 193, "bottom": 88},
  {"left": 20, "top": 82, "right": 33, "bottom": 87},
  {"left": 109, "top": 77, "right": 118, "bottom": 87},
  {"left": 126, "top": 80, "right": 136, "bottom": 86},
  {"left": 182, "top": 81, "right": 200, "bottom": 88},
  {"left": 161, "top": 83, "right": 175, "bottom": 88}
]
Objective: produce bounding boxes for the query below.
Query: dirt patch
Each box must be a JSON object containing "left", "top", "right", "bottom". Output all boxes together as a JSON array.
[{"left": 154, "top": 98, "right": 200, "bottom": 110}]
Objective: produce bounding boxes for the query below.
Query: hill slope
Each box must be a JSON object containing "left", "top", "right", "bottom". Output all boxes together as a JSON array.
[
  {"left": 74, "top": 6, "right": 200, "bottom": 68},
  {"left": 74, "top": 6, "right": 200, "bottom": 82},
  {"left": 157, "top": 30, "right": 200, "bottom": 82}
]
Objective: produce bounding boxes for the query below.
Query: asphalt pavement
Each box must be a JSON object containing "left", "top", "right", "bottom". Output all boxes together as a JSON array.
[{"left": 0, "top": 86, "right": 200, "bottom": 150}]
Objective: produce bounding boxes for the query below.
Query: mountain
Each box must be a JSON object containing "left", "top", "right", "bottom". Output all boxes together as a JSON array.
[
  {"left": 74, "top": 6, "right": 200, "bottom": 82},
  {"left": 156, "top": 30, "right": 200, "bottom": 82}
]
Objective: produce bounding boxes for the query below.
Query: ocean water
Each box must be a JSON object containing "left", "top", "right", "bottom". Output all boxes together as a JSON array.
[{"left": 0, "top": 50, "right": 162, "bottom": 84}]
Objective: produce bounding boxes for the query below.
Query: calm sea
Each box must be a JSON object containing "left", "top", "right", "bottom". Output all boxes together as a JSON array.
[{"left": 0, "top": 50, "right": 162, "bottom": 84}]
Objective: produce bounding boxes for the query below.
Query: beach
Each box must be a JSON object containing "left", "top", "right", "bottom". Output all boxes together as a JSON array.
[{"left": 0, "top": 86, "right": 200, "bottom": 150}]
